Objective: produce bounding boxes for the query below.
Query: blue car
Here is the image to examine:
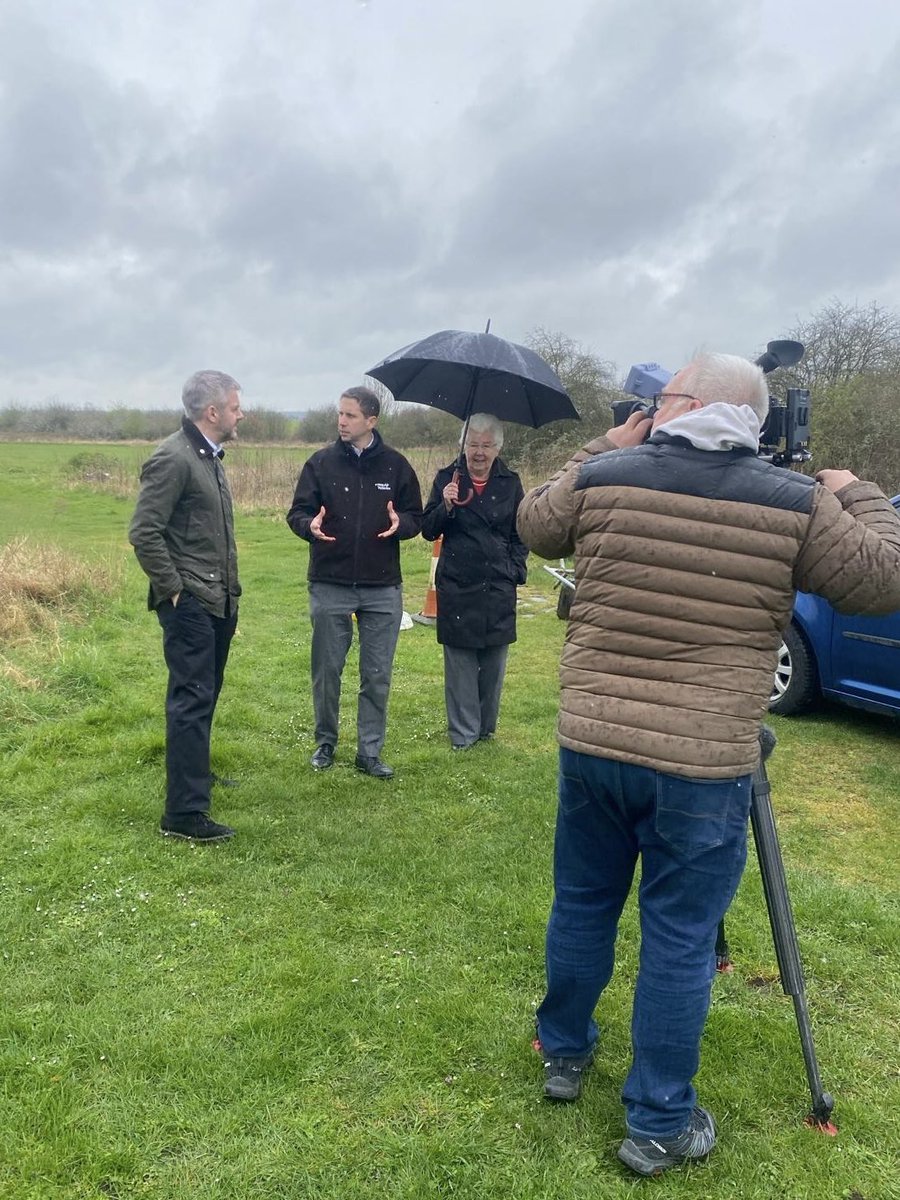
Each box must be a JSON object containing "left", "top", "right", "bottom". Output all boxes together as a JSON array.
[{"left": 769, "top": 495, "right": 900, "bottom": 717}]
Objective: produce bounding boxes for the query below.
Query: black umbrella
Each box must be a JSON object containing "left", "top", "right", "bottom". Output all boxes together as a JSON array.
[
  {"left": 368, "top": 326, "right": 578, "bottom": 503},
  {"left": 368, "top": 326, "right": 577, "bottom": 428}
]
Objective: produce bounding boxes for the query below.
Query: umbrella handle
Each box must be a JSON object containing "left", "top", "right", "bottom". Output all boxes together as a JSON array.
[{"left": 450, "top": 468, "right": 473, "bottom": 507}]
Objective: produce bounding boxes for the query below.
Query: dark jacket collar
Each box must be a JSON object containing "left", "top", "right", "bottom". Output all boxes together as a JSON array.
[
  {"left": 652, "top": 430, "right": 756, "bottom": 458},
  {"left": 183, "top": 415, "right": 224, "bottom": 460},
  {"left": 336, "top": 427, "right": 384, "bottom": 461}
]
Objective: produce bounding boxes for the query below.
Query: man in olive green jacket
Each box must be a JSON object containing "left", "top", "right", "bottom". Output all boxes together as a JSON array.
[{"left": 129, "top": 370, "right": 244, "bottom": 841}]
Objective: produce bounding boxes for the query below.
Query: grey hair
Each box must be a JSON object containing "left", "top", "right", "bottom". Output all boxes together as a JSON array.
[
  {"left": 341, "top": 386, "right": 380, "bottom": 419},
  {"left": 460, "top": 412, "right": 504, "bottom": 450},
  {"left": 677, "top": 353, "right": 769, "bottom": 424},
  {"left": 182, "top": 370, "right": 242, "bottom": 420}
]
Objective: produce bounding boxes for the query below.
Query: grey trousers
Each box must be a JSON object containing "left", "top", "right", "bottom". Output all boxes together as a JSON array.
[
  {"left": 442, "top": 643, "right": 509, "bottom": 748},
  {"left": 309, "top": 582, "right": 403, "bottom": 757}
]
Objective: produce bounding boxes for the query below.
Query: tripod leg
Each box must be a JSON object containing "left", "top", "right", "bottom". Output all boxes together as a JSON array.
[
  {"left": 751, "top": 757, "right": 836, "bottom": 1132},
  {"left": 715, "top": 919, "right": 733, "bottom": 972}
]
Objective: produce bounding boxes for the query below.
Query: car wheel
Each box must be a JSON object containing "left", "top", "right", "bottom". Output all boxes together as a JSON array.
[
  {"left": 556, "top": 585, "right": 574, "bottom": 620},
  {"left": 769, "top": 623, "right": 818, "bottom": 715}
]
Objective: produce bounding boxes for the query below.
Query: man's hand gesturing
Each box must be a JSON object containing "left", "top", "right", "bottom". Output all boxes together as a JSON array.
[
  {"left": 309, "top": 505, "right": 336, "bottom": 542},
  {"left": 377, "top": 501, "right": 400, "bottom": 539}
]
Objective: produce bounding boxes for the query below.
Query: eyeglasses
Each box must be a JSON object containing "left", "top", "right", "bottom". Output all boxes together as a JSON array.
[
  {"left": 464, "top": 441, "right": 497, "bottom": 451},
  {"left": 652, "top": 391, "right": 700, "bottom": 406}
]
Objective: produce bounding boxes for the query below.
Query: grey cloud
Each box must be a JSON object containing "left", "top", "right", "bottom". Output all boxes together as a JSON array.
[
  {"left": 203, "top": 109, "right": 425, "bottom": 285},
  {"left": 0, "top": 13, "right": 428, "bottom": 386},
  {"left": 3, "top": 0, "right": 900, "bottom": 409},
  {"left": 436, "top": 1, "right": 756, "bottom": 283},
  {"left": 766, "top": 43, "right": 900, "bottom": 295},
  {"left": 678, "top": 36, "right": 900, "bottom": 324},
  {"left": 0, "top": 14, "right": 180, "bottom": 255}
]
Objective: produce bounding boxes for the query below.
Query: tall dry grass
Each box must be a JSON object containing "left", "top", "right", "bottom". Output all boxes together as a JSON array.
[
  {"left": 65, "top": 441, "right": 550, "bottom": 513},
  {"left": 0, "top": 538, "right": 120, "bottom": 646},
  {"left": 226, "top": 445, "right": 468, "bottom": 510},
  {"left": 65, "top": 443, "right": 468, "bottom": 511},
  {"left": 64, "top": 451, "right": 137, "bottom": 500}
]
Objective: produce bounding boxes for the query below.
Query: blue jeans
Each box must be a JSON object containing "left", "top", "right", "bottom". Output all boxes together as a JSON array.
[{"left": 537, "top": 748, "right": 752, "bottom": 1137}]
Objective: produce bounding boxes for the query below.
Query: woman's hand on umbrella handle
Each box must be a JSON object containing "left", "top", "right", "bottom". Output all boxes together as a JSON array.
[
  {"left": 377, "top": 501, "right": 400, "bottom": 539},
  {"left": 442, "top": 479, "right": 460, "bottom": 511},
  {"left": 450, "top": 468, "right": 473, "bottom": 507},
  {"left": 310, "top": 505, "right": 336, "bottom": 542}
]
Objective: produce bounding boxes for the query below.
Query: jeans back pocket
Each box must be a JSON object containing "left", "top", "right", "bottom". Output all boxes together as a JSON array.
[{"left": 655, "top": 774, "right": 750, "bottom": 855}]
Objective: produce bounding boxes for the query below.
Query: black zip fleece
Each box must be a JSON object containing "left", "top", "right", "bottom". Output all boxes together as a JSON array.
[{"left": 286, "top": 431, "right": 423, "bottom": 586}]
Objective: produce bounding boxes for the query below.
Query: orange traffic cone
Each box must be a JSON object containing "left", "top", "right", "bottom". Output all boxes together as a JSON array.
[{"left": 413, "top": 536, "right": 442, "bottom": 625}]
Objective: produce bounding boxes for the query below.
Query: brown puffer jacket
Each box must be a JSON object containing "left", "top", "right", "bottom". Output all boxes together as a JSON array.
[{"left": 518, "top": 432, "right": 900, "bottom": 778}]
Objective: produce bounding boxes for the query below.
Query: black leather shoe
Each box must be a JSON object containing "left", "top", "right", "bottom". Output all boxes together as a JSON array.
[
  {"left": 542, "top": 1050, "right": 594, "bottom": 1101},
  {"left": 311, "top": 744, "right": 335, "bottom": 770},
  {"left": 210, "top": 772, "right": 239, "bottom": 787},
  {"left": 354, "top": 754, "right": 394, "bottom": 779},
  {"left": 160, "top": 812, "right": 235, "bottom": 842}
]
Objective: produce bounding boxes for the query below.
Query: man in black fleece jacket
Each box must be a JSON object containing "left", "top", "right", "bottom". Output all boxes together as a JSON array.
[{"left": 286, "top": 387, "right": 422, "bottom": 778}]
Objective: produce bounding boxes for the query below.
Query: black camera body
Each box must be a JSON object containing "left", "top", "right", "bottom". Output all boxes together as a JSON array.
[
  {"left": 759, "top": 388, "right": 811, "bottom": 466},
  {"left": 612, "top": 341, "right": 811, "bottom": 467},
  {"left": 609, "top": 396, "right": 656, "bottom": 426}
]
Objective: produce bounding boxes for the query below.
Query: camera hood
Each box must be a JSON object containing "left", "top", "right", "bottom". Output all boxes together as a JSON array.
[{"left": 755, "top": 340, "right": 804, "bottom": 375}]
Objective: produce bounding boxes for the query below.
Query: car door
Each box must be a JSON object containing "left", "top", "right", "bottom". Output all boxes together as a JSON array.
[{"left": 823, "top": 498, "right": 900, "bottom": 714}]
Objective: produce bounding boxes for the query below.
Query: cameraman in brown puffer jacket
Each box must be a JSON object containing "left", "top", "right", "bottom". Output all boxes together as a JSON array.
[{"left": 517, "top": 350, "right": 900, "bottom": 1176}]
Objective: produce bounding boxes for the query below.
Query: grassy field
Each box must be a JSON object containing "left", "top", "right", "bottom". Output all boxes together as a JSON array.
[{"left": 1, "top": 441, "right": 898, "bottom": 1200}]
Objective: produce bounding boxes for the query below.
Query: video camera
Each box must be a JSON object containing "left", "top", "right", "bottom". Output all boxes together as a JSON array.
[{"left": 611, "top": 340, "right": 812, "bottom": 468}]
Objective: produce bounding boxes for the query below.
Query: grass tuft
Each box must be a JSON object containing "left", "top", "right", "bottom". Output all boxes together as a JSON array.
[{"left": 0, "top": 537, "right": 121, "bottom": 645}]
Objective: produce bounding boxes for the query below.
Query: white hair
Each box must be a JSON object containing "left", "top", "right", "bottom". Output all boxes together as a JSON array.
[
  {"left": 460, "top": 412, "right": 504, "bottom": 450},
  {"left": 677, "top": 353, "right": 769, "bottom": 424}
]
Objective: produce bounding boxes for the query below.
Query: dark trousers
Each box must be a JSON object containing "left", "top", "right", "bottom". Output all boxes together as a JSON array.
[
  {"left": 156, "top": 593, "right": 237, "bottom": 816},
  {"left": 309, "top": 582, "right": 402, "bottom": 757},
  {"left": 442, "top": 643, "right": 509, "bottom": 747}
]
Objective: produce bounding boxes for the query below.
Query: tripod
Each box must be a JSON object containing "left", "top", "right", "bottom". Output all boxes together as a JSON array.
[{"left": 715, "top": 725, "right": 836, "bottom": 1132}]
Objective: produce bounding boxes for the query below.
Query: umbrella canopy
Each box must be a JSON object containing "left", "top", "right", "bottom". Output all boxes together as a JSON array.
[{"left": 367, "top": 329, "right": 579, "bottom": 429}]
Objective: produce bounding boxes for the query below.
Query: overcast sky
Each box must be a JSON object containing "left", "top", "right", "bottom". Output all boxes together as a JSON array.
[{"left": 2, "top": 0, "right": 899, "bottom": 412}]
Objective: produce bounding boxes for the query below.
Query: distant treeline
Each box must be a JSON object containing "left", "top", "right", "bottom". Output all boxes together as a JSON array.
[
  {"left": 0, "top": 400, "right": 471, "bottom": 451},
  {"left": 4, "top": 302, "right": 900, "bottom": 494},
  {"left": 0, "top": 404, "right": 300, "bottom": 444}
]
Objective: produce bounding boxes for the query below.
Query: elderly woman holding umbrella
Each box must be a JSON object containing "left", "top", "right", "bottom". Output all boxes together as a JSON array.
[{"left": 421, "top": 413, "right": 529, "bottom": 749}]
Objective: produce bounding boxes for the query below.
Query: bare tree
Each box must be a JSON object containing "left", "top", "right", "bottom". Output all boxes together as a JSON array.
[
  {"left": 785, "top": 299, "right": 900, "bottom": 388},
  {"left": 363, "top": 374, "right": 397, "bottom": 414},
  {"left": 762, "top": 299, "right": 900, "bottom": 492},
  {"left": 497, "top": 328, "right": 618, "bottom": 471},
  {"left": 525, "top": 327, "right": 618, "bottom": 420}
]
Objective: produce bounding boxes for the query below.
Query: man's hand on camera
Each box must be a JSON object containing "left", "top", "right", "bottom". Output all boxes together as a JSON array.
[
  {"left": 816, "top": 469, "right": 859, "bottom": 493},
  {"left": 605, "top": 410, "right": 652, "bottom": 449}
]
